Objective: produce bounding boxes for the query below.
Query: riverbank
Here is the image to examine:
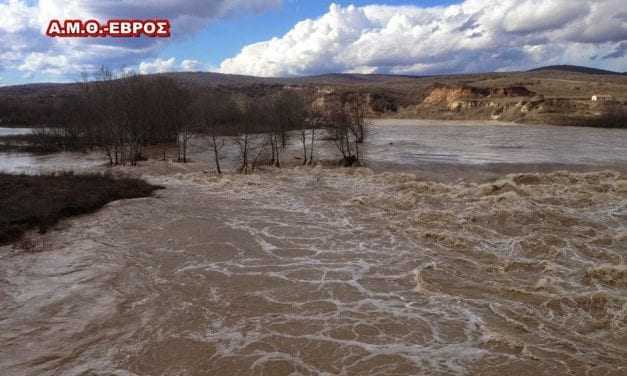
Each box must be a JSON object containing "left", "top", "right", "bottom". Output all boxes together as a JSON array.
[{"left": 0, "top": 172, "right": 162, "bottom": 246}]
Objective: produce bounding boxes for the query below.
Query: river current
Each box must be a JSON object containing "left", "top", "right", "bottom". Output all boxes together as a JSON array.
[{"left": 1, "top": 120, "right": 626, "bottom": 375}]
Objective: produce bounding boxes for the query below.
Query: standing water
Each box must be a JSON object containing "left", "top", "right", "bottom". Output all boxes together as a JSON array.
[
  {"left": 3, "top": 121, "right": 627, "bottom": 174},
  {"left": 366, "top": 119, "right": 627, "bottom": 166},
  {"left": 0, "top": 127, "right": 103, "bottom": 174},
  {"left": 0, "top": 128, "right": 35, "bottom": 137}
]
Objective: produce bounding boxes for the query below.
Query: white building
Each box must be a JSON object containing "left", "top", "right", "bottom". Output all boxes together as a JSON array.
[{"left": 592, "top": 95, "right": 614, "bottom": 102}]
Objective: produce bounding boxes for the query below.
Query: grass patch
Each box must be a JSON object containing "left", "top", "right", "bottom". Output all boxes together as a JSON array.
[{"left": 0, "top": 172, "right": 163, "bottom": 246}]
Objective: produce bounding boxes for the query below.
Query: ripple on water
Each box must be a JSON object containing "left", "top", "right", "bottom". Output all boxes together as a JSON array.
[{"left": 2, "top": 164, "right": 627, "bottom": 375}]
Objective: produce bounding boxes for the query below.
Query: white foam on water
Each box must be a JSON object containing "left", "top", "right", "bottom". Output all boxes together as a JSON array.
[{"left": 3, "top": 165, "right": 627, "bottom": 375}]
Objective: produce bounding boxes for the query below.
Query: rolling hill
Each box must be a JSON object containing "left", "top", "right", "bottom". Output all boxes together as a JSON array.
[
  {"left": 528, "top": 65, "right": 624, "bottom": 75},
  {"left": 1, "top": 65, "right": 624, "bottom": 96},
  {"left": 1, "top": 65, "right": 626, "bottom": 126}
]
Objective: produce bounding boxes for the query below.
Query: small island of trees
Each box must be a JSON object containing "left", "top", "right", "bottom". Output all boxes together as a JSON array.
[{"left": 26, "top": 68, "right": 372, "bottom": 173}]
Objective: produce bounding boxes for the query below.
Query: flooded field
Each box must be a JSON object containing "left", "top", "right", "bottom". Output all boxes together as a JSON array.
[
  {"left": 0, "top": 127, "right": 104, "bottom": 174},
  {"left": 3, "top": 120, "right": 627, "bottom": 175},
  {"left": 0, "top": 128, "right": 35, "bottom": 137},
  {"left": 368, "top": 119, "right": 627, "bottom": 166},
  {"left": 1, "top": 121, "right": 627, "bottom": 375}
]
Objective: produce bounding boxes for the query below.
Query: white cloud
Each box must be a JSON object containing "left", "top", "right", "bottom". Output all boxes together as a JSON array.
[
  {"left": 0, "top": 0, "right": 281, "bottom": 80},
  {"left": 138, "top": 57, "right": 177, "bottom": 74},
  {"left": 19, "top": 52, "right": 68, "bottom": 75},
  {"left": 135, "top": 57, "right": 204, "bottom": 74},
  {"left": 0, "top": 0, "right": 38, "bottom": 33},
  {"left": 180, "top": 59, "right": 202, "bottom": 71},
  {"left": 220, "top": 0, "right": 627, "bottom": 76}
]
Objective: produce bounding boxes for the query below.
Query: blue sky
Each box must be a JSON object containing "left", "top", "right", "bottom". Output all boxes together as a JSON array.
[
  {"left": 1, "top": 0, "right": 626, "bottom": 85},
  {"left": 160, "top": 1, "right": 456, "bottom": 68}
]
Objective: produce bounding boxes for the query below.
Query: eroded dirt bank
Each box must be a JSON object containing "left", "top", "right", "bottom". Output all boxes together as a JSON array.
[{"left": 1, "top": 163, "right": 626, "bottom": 375}]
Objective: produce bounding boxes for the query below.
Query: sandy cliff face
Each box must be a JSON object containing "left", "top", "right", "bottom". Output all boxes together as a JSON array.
[
  {"left": 422, "top": 86, "right": 489, "bottom": 105},
  {"left": 422, "top": 85, "right": 536, "bottom": 107},
  {"left": 304, "top": 82, "right": 622, "bottom": 126},
  {"left": 413, "top": 84, "right": 618, "bottom": 125}
]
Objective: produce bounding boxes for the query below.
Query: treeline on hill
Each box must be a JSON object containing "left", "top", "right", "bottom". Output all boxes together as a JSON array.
[{"left": 23, "top": 69, "right": 370, "bottom": 172}]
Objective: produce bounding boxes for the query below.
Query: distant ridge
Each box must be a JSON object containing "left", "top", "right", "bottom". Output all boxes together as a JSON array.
[
  {"left": 2, "top": 66, "right": 627, "bottom": 98},
  {"left": 528, "top": 65, "right": 623, "bottom": 75}
]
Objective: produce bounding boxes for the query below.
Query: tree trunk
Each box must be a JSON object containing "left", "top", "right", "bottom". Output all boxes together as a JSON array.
[
  {"left": 309, "top": 128, "right": 316, "bottom": 165},
  {"left": 211, "top": 135, "right": 222, "bottom": 174},
  {"left": 301, "top": 130, "right": 308, "bottom": 165}
]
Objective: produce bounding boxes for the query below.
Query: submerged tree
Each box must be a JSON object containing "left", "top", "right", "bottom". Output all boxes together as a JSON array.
[
  {"left": 300, "top": 95, "right": 324, "bottom": 165},
  {"left": 272, "top": 91, "right": 307, "bottom": 167},
  {"left": 38, "top": 74, "right": 371, "bottom": 172},
  {"left": 322, "top": 98, "right": 366, "bottom": 167},
  {"left": 86, "top": 69, "right": 188, "bottom": 166},
  {"left": 346, "top": 92, "right": 370, "bottom": 144},
  {"left": 232, "top": 95, "right": 260, "bottom": 174},
  {"left": 193, "top": 90, "right": 241, "bottom": 174}
]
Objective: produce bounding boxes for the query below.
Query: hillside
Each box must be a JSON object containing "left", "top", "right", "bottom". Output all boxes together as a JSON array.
[
  {"left": 528, "top": 65, "right": 624, "bottom": 75},
  {"left": 1, "top": 65, "right": 626, "bottom": 126},
  {"left": 2, "top": 65, "right": 626, "bottom": 97}
]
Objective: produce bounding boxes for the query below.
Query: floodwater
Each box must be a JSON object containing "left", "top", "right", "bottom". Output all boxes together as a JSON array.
[
  {"left": 3, "top": 120, "right": 627, "bottom": 174},
  {"left": 0, "top": 152, "right": 105, "bottom": 174},
  {"left": 1, "top": 121, "right": 627, "bottom": 375},
  {"left": 0, "top": 127, "right": 104, "bottom": 174},
  {"left": 367, "top": 119, "right": 627, "bottom": 166},
  {"left": 0, "top": 127, "right": 35, "bottom": 137}
]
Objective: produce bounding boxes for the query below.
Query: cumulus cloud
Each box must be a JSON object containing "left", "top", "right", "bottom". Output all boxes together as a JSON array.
[
  {"left": 0, "top": 0, "right": 281, "bottom": 80},
  {"left": 0, "top": 1, "right": 41, "bottom": 72},
  {"left": 220, "top": 0, "right": 627, "bottom": 76},
  {"left": 180, "top": 59, "right": 202, "bottom": 71},
  {"left": 0, "top": 0, "right": 38, "bottom": 33},
  {"left": 138, "top": 57, "right": 177, "bottom": 74},
  {"left": 136, "top": 57, "right": 203, "bottom": 74}
]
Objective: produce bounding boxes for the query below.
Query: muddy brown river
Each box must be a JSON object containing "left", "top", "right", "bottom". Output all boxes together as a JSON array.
[{"left": 1, "top": 121, "right": 627, "bottom": 375}]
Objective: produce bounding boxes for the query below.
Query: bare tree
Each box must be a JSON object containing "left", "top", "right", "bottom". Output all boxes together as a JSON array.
[
  {"left": 90, "top": 67, "right": 123, "bottom": 165},
  {"left": 233, "top": 95, "right": 284, "bottom": 173},
  {"left": 324, "top": 99, "right": 364, "bottom": 166},
  {"left": 86, "top": 69, "right": 187, "bottom": 166},
  {"left": 346, "top": 92, "right": 370, "bottom": 144},
  {"left": 250, "top": 97, "right": 274, "bottom": 171},
  {"left": 271, "top": 91, "right": 306, "bottom": 167},
  {"left": 301, "top": 95, "right": 324, "bottom": 165},
  {"left": 193, "top": 90, "right": 240, "bottom": 174},
  {"left": 232, "top": 95, "right": 256, "bottom": 174}
]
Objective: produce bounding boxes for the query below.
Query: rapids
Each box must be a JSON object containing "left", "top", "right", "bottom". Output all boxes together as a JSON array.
[{"left": 1, "top": 164, "right": 626, "bottom": 375}]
